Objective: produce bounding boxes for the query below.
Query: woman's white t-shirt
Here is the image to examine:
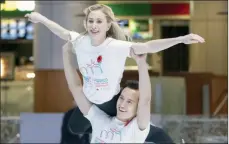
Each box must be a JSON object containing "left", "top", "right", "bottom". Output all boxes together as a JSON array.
[{"left": 69, "top": 31, "right": 133, "bottom": 104}]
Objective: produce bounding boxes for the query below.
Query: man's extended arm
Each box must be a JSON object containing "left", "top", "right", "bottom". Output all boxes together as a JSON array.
[
  {"left": 62, "top": 43, "right": 92, "bottom": 115},
  {"left": 135, "top": 55, "right": 152, "bottom": 130}
]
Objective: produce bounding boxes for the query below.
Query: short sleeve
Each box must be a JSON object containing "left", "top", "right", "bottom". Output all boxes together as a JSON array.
[
  {"left": 68, "top": 31, "right": 80, "bottom": 42},
  {"left": 68, "top": 31, "right": 80, "bottom": 53},
  {"left": 84, "top": 105, "right": 111, "bottom": 127},
  {"left": 129, "top": 118, "right": 150, "bottom": 142},
  {"left": 113, "top": 39, "right": 134, "bottom": 58}
]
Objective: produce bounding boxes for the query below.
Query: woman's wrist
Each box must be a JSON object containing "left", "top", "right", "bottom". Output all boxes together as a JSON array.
[
  {"left": 39, "top": 15, "right": 48, "bottom": 24},
  {"left": 136, "top": 60, "right": 148, "bottom": 66}
]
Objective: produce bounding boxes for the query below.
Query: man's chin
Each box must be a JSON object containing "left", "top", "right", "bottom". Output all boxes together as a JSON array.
[{"left": 116, "top": 114, "right": 128, "bottom": 121}]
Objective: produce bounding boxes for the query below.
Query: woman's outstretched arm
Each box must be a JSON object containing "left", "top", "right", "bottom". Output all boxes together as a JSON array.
[
  {"left": 25, "top": 12, "right": 72, "bottom": 41},
  {"left": 131, "top": 33, "right": 205, "bottom": 54}
]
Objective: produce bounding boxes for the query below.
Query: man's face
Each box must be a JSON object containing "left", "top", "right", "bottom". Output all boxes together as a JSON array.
[{"left": 116, "top": 87, "right": 139, "bottom": 122}]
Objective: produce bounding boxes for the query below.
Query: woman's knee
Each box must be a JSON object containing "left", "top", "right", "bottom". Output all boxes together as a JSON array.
[{"left": 96, "top": 93, "right": 120, "bottom": 116}]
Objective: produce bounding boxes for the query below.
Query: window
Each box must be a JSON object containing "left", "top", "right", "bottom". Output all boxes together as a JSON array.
[{"left": 1, "top": 18, "right": 34, "bottom": 40}]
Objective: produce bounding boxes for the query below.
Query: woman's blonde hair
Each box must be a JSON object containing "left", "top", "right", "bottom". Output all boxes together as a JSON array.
[{"left": 81, "top": 4, "right": 131, "bottom": 41}]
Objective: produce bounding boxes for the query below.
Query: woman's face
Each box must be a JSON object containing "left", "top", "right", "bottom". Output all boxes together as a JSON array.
[{"left": 86, "top": 10, "right": 110, "bottom": 44}]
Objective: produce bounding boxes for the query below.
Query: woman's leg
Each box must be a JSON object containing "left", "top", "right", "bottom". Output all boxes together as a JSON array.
[
  {"left": 60, "top": 107, "right": 81, "bottom": 144},
  {"left": 145, "top": 125, "right": 174, "bottom": 144},
  {"left": 95, "top": 90, "right": 121, "bottom": 116}
]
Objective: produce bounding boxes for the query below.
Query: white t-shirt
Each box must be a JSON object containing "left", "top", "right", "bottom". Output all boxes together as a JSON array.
[
  {"left": 85, "top": 105, "right": 150, "bottom": 143},
  {"left": 69, "top": 31, "right": 133, "bottom": 104}
]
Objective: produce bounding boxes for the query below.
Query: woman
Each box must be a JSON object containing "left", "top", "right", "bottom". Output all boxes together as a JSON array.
[{"left": 25, "top": 4, "right": 204, "bottom": 142}]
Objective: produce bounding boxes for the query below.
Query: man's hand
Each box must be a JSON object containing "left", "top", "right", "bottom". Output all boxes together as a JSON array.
[
  {"left": 180, "top": 33, "right": 205, "bottom": 44},
  {"left": 25, "top": 12, "right": 46, "bottom": 23},
  {"left": 130, "top": 48, "right": 148, "bottom": 65}
]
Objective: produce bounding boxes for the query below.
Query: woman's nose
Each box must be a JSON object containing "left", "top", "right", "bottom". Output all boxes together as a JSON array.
[{"left": 92, "top": 22, "right": 97, "bottom": 29}]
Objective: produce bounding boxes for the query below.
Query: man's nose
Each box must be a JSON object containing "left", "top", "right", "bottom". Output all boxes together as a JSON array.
[{"left": 120, "top": 101, "right": 126, "bottom": 108}]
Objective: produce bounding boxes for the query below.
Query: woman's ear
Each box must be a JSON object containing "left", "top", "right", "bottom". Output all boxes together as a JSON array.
[
  {"left": 83, "top": 20, "right": 87, "bottom": 31},
  {"left": 107, "top": 22, "right": 112, "bottom": 31}
]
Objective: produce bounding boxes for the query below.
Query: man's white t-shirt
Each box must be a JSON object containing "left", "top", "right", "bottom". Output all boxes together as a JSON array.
[
  {"left": 85, "top": 105, "right": 150, "bottom": 143},
  {"left": 69, "top": 31, "right": 133, "bottom": 104}
]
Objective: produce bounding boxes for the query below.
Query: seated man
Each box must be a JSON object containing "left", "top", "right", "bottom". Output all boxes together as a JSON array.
[
  {"left": 62, "top": 45, "right": 152, "bottom": 143},
  {"left": 61, "top": 107, "right": 173, "bottom": 144}
]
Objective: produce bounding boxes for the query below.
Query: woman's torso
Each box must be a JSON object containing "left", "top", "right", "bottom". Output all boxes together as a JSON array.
[{"left": 72, "top": 35, "right": 131, "bottom": 104}]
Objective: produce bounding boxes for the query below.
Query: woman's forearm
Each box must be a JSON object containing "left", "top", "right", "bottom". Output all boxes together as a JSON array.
[
  {"left": 132, "top": 33, "right": 204, "bottom": 54},
  {"left": 145, "top": 37, "right": 182, "bottom": 53},
  {"left": 133, "top": 37, "right": 182, "bottom": 54},
  {"left": 40, "top": 16, "right": 70, "bottom": 41}
]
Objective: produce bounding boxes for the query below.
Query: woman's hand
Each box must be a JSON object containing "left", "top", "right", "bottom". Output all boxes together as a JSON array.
[
  {"left": 25, "top": 12, "right": 46, "bottom": 23},
  {"left": 180, "top": 33, "right": 205, "bottom": 44},
  {"left": 25, "top": 12, "right": 71, "bottom": 41}
]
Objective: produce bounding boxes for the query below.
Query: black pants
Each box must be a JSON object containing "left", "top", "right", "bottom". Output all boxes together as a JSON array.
[{"left": 61, "top": 93, "right": 174, "bottom": 144}]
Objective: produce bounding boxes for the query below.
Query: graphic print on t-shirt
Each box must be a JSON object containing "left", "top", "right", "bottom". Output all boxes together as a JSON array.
[
  {"left": 79, "top": 58, "right": 110, "bottom": 97},
  {"left": 94, "top": 127, "right": 122, "bottom": 143}
]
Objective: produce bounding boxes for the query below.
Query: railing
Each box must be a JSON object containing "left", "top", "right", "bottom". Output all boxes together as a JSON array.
[
  {"left": 1, "top": 115, "right": 227, "bottom": 143},
  {"left": 160, "top": 115, "right": 228, "bottom": 143},
  {"left": 1, "top": 117, "right": 20, "bottom": 143},
  {"left": 213, "top": 90, "right": 228, "bottom": 116}
]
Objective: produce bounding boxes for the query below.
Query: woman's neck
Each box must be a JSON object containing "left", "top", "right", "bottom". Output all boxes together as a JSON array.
[{"left": 91, "top": 36, "right": 106, "bottom": 46}]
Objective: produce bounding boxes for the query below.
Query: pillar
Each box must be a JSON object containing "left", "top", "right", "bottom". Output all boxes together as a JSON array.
[
  {"left": 34, "top": 1, "right": 96, "bottom": 112},
  {"left": 189, "top": 1, "right": 227, "bottom": 75}
]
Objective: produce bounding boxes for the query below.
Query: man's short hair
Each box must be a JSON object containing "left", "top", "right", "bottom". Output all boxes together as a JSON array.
[{"left": 123, "top": 80, "right": 139, "bottom": 90}]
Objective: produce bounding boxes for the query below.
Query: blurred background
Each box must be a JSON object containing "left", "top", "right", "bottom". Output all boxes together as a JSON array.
[{"left": 0, "top": 0, "right": 228, "bottom": 143}]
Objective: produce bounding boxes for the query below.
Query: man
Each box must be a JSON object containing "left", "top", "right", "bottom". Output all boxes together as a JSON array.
[{"left": 62, "top": 43, "right": 152, "bottom": 143}]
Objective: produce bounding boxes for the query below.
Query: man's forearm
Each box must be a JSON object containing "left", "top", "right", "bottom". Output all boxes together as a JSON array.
[
  {"left": 137, "top": 62, "right": 151, "bottom": 102},
  {"left": 136, "top": 60, "right": 152, "bottom": 130},
  {"left": 62, "top": 45, "right": 81, "bottom": 89},
  {"left": 40, "top": 17, "right": 70, "bottom": 41},
  {"left": 62, "top": 45, "right": 92, "bottom": 115}
]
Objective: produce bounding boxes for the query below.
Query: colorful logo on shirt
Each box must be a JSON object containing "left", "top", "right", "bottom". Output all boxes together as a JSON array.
[
  {"left": 95, "top": 137, "right": 106, "bottom": 143},
  {"left": 96, "top": 128, "right": 122, "bottom": 142},
  {"left": 80, "top": 59, "right": 109, "bottom": 92},
  {"left": 80, "top": 59, "right": 103, "bottom": 76}
]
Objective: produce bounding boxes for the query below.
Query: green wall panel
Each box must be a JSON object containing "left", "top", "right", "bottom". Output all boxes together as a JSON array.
[
  {"left": 1, "top": 10, "right": 32, "bottom": 18},
  {"left": 1, "top": 3, "right": 152, "bottom": 18},
  {"left": 106, "top": 4, "right": 151, "bottom": 16}
]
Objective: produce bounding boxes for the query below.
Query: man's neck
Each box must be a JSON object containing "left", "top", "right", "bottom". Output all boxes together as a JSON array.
[{"left": 115, "top": 116, "right": 134, "bottom": 126}]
